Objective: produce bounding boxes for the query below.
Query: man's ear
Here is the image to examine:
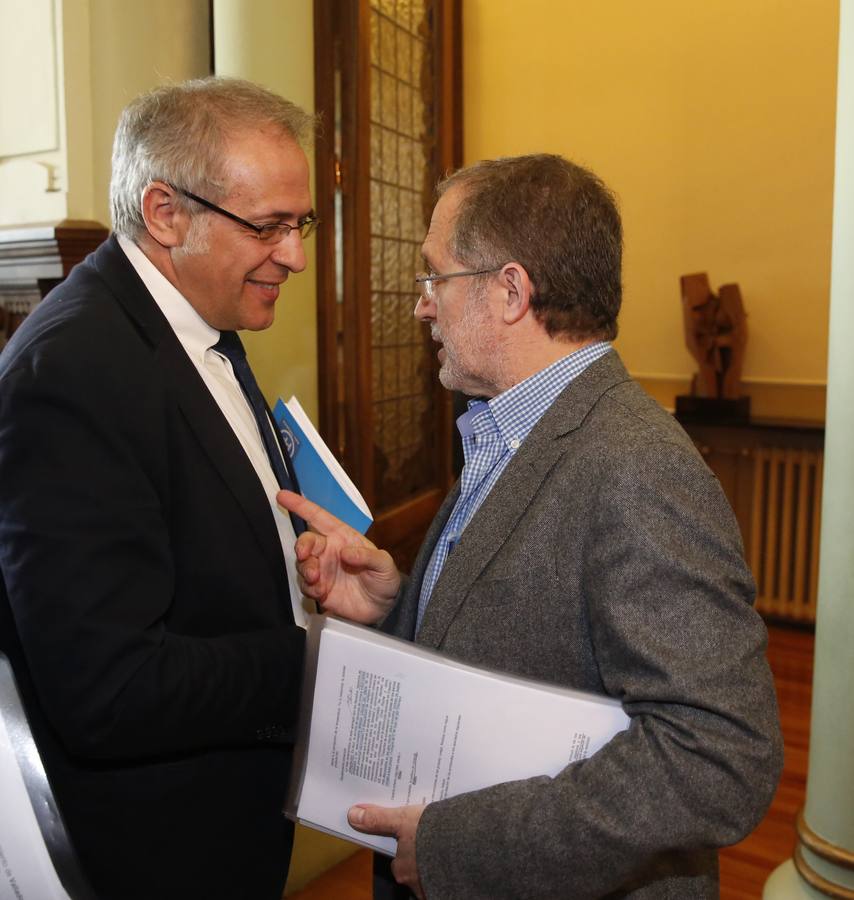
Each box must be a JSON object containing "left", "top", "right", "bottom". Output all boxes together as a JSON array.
[
  {"left": 498, "top": 262, "right": 534, "bottom": 325},
  {"left": 141, "top": 182, "right": 187, "bottom": 248}
]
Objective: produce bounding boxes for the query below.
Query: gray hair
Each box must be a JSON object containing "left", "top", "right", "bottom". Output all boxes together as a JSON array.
[{"left": 110, "top": 76, "right": 316, "bottom": 239}]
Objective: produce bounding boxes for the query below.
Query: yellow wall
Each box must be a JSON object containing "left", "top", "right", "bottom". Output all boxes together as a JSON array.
[{"left": 463, "top": 1, "right": 839, "bottom": 417}]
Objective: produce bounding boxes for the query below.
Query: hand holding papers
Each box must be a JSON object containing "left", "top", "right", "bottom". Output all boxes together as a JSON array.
[
  {"left": 286, "top": 616, "right": 630, "bottom": 856},
  {"left": 348, "top": 803, "right": 425, "bottom": 899}
]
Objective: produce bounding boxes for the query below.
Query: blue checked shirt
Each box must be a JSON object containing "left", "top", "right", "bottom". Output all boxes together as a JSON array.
[{"left": 415, "top": 341, "right": 613, "bottom": 632}]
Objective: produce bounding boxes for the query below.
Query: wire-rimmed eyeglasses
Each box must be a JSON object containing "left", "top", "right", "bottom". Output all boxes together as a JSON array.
[
  {"left": 414, "top": 266, "right": 502, "bottom": 301},
  {"left": 174, "top": 187, "right": 320, "bottom": 242}
]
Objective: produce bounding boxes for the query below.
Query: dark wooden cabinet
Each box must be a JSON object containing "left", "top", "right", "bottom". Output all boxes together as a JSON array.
[{"left": 0, "top": 221, "right": 109, "bottom": 351}]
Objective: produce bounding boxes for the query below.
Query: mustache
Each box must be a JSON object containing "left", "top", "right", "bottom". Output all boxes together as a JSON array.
[{"left": 430, "top": 324, "right": 443, "bottom": 343}]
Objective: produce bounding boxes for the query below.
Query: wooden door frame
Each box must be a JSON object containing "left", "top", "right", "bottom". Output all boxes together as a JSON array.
[{"left": 314, "top": 0, "right": 462, "bottom": 558}]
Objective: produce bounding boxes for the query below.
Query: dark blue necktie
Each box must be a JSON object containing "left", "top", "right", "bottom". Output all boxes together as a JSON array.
[{"left": 214, "top": 330, "right": 305, "bottom": 535}]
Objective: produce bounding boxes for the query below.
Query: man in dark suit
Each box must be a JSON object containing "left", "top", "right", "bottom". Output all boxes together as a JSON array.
[
  {"left": 279, "top": 154, "right": 783, "bottom": 898},
  {"left": 0, "top": 78, "right": 318, "bottom": 899}
]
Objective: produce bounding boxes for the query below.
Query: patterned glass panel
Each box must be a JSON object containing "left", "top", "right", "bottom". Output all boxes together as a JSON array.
[{"left": 369, "top": 0, "right": 438, "bottom": 508}]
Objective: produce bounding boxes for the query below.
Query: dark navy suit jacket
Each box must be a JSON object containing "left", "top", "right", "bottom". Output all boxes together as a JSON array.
[{"left": 0, "top": 236, "right": 305, "bottom": 900}]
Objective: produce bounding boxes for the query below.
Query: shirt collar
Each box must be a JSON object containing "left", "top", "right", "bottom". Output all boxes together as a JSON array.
[
  {"left": 457, "top": 342, "right": 612, "bottom": 453},
  {"left": 456, "top": 400, "right": 492, "bottom": 439},
  {"left": 117, "top": 235, "right": 220, "bottom": 364}
]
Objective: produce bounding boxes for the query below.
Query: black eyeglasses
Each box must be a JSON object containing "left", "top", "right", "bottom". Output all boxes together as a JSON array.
[
  {"left": 415, "top": 266, "right": 502, "bottom": 300},
  {"left": 174, "top": 187, "right": 320, "bottom": 242}
]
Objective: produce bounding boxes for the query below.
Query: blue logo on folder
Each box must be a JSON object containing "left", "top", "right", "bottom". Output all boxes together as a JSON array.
[{"left": 278, "top": 422, "right": 300, "bottom": 459}]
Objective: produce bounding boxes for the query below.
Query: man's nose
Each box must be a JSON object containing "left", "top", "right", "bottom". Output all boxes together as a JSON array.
[
  {"left": 270, "top": 232, "right": 307, "bottom": 273},
  {"left": 414, "top": 293, "right": 435, "bottom": 322}
]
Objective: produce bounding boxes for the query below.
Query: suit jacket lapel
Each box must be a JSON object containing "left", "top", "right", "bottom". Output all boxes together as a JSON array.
[
  {"left": 90, "top": 237, "right": 288, "bottom": 581},
  {"left": 416, "top": 351, "right": 632, "bottom": 648},
  {"left": 157, "top": 342, "right": 288, "bottom": 576}
]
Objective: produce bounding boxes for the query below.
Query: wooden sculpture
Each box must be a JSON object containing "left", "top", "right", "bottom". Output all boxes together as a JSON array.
[{"left": 677, "top": 273, "right": 749, "bottom": 421}]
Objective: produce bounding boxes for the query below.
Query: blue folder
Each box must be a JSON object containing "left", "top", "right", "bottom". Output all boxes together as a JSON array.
[{"left": 273, "top": 399, "right": 373, "bottom": 534}]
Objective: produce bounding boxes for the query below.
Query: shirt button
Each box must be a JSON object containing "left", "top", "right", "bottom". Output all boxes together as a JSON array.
[{"left": 509, "top": 438, "right": 521, "bottom": 450}]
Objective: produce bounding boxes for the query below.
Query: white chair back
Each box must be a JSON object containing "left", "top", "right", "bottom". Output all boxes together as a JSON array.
[{"left": 0, "top": 653, "right": 96, "bottom": 899}]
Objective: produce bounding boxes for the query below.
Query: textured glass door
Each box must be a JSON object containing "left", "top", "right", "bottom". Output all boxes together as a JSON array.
[{"left": 315, "top": 0, "right": 461, "bottom": 569}]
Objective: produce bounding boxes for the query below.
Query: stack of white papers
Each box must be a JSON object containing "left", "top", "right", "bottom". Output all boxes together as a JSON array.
[{"left": 286, "top": 616, "right": 630, "bottom": 855}]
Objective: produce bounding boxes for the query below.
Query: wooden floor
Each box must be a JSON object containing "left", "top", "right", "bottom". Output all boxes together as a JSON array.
[{"left": 290, "top": 623, "right": 814, "bottom": 900}]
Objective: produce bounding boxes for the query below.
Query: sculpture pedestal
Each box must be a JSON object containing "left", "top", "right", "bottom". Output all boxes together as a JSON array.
[{"left": 675, "top": 394, "right": 750, "bottom": 424}]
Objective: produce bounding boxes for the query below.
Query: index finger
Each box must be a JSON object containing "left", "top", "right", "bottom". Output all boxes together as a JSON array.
[{"left": 276, "top": 489, "right": 352, "bottom": 535}]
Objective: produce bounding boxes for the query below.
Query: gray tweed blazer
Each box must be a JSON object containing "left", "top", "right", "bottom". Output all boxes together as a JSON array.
[{"left": 381, "top": 350, "right": 782, "bottom": 899}]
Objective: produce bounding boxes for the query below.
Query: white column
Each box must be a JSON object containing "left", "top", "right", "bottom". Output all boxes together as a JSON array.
[{"left": 764, "top": 1, "right": 854, "bottom": 896}]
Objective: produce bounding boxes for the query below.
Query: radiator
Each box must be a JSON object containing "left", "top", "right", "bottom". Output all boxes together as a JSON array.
[{"left": 749, "top": 447, "right": 823, "bottom": 622}]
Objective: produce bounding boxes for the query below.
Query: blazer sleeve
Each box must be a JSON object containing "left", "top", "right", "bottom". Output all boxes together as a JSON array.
[
  {"left": 0, "top": 319, "right": 305, "bottom": 761},
  {"left": 413, "top": 438, "right": 783, "bottom": 898}
]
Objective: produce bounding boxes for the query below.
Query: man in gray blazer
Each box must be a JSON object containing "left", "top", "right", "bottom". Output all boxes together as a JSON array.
[{"left": 279, "top": 154, "right": 783, "bottom": 898}]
